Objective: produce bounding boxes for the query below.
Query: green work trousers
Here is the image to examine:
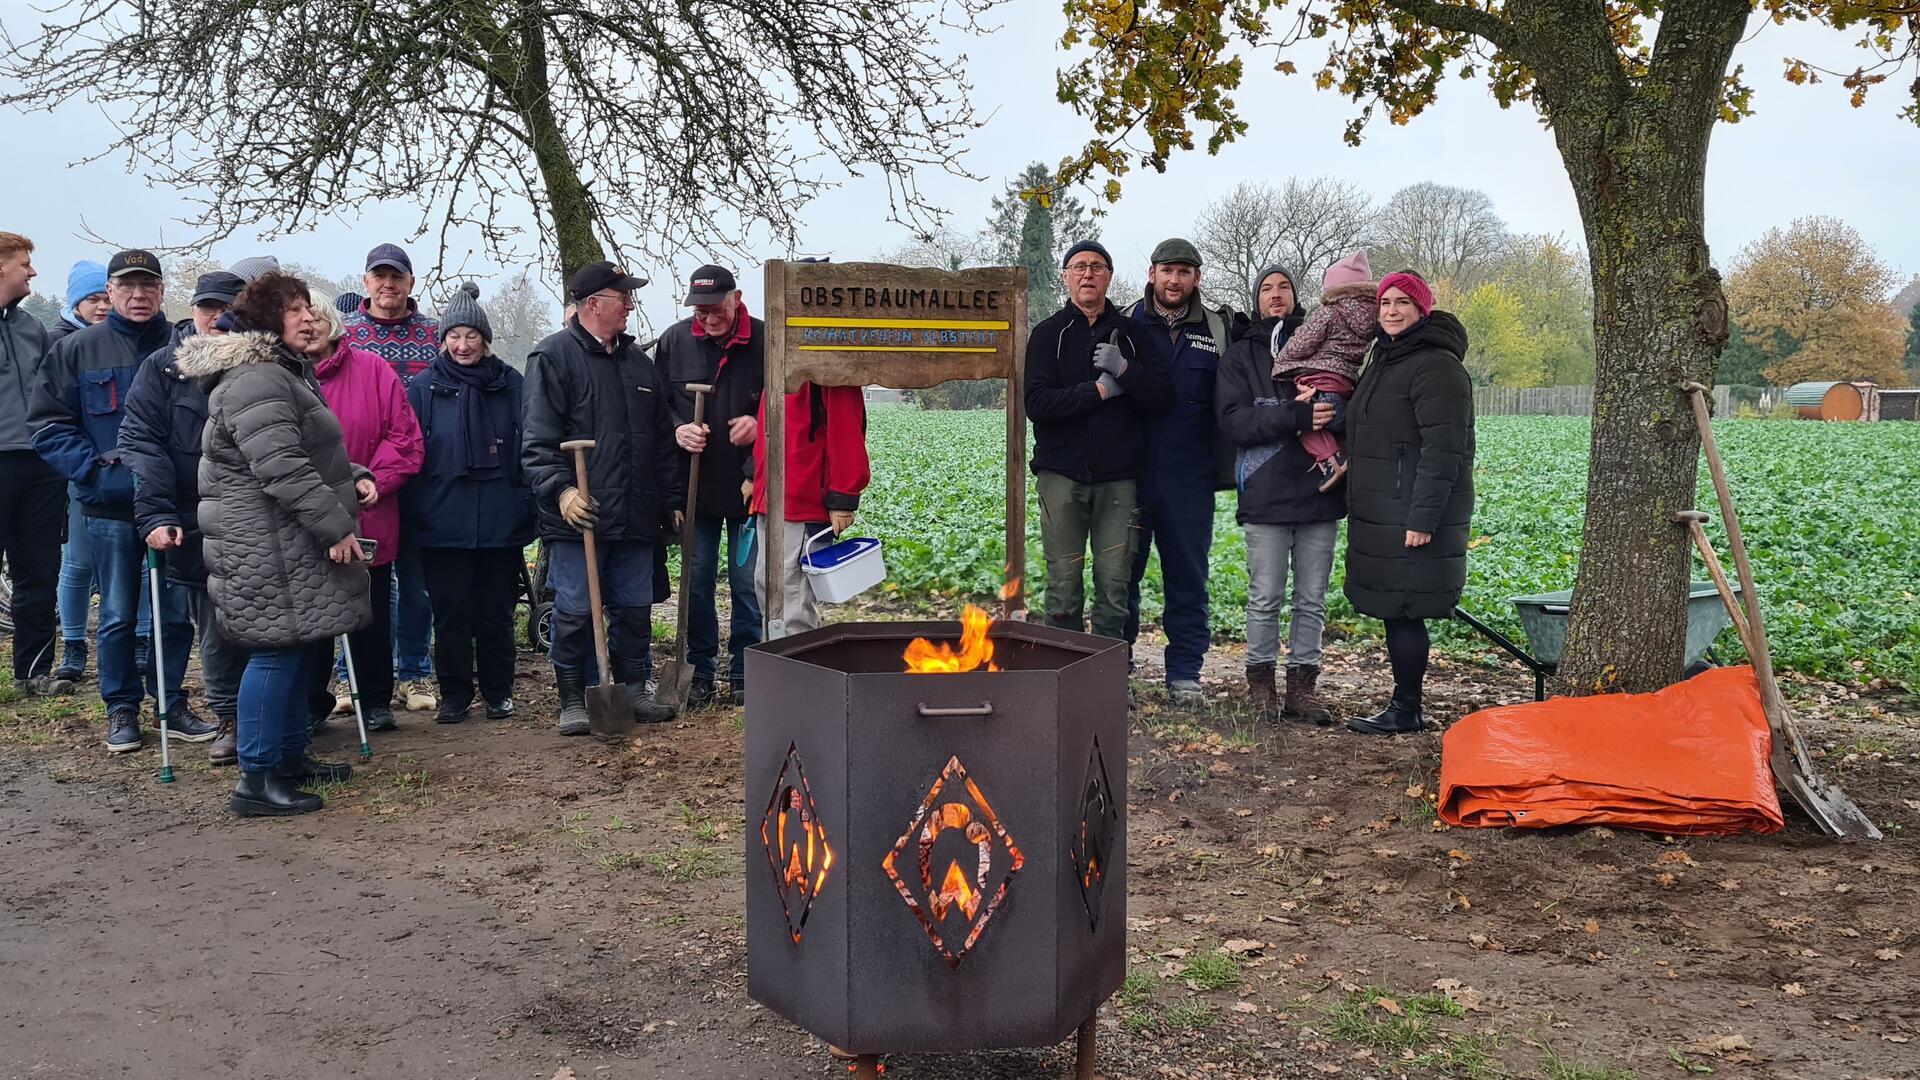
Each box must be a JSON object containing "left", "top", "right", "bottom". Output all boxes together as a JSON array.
[{"left": 1036, "top": 471, "right": 1139, "bottom": 640}]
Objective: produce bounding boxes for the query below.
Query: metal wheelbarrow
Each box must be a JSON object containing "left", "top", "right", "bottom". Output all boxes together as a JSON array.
[{"left": 1453, "top": 581, "right": 1741, "bottom": 702}]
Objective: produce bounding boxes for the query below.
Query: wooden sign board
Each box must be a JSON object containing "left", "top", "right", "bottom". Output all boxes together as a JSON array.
[{"left": 761, "top": 260, "right": 1031, "bottom": 637}]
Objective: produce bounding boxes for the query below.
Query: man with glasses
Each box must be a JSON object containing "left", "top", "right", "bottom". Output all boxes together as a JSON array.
[
  {"left": 118, "top": 270, "right": 248, "bottom": 764},
  {"left": 522, "top": 260, "right": 686, "bottom": 735},
  {"left": 31, "top": 249, "right": 210, "bottom": 753},
  {"left": 1024, "top": 240, "right": 1171, "bottom": 643},
  {"left": 658, "top": 265, "right": 764, "bottom": 706}
]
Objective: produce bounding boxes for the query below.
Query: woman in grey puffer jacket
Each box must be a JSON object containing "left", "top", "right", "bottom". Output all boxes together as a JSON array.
[{"left": 179, "top": 271, "right": 372, "bottom": 818}]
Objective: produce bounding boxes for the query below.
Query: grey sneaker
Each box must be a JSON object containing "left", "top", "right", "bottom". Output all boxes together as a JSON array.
[
  {"left": 365, "top": 706, "right": 399, "bottom": 732},
  {"left": 22, "top": 673, "right": 77, "bottom": 697},
  {"left": 1168, "top": 679, "right": 1205, "bottom": 706}
]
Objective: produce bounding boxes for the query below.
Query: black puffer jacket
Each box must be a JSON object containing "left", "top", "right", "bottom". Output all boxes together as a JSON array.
[
  {"left": 1023, "top": 301, "right": 1172, "bottom": 484},
  {"left": 118, "top": 320, "right": 212, "bottom": 584},
  {"left": 656, "top": 313, "right": 764, "bottom": 520},
  {"left": 521, "top": 318, "right": 684, "bottom": 544},
  {"left": 180, "top": 331, "right": 372, "bottom": 648},
  {"left": 1342, "top": 312, "right": 1475, "bottom": 621},
  {"left": 1214, "top": 314, "right": 1346, "bottom": 527}
]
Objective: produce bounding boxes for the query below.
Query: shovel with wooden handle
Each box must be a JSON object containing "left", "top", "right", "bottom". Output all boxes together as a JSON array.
[
  {"left": 561, "top": 439, "right": 635, "bottom": 741},
  {"left": 654, "top": 383, "right": 712, "bottom": 712},
  {"left": 1680, "top": 383, "right": 1880, "bottom": 840}
]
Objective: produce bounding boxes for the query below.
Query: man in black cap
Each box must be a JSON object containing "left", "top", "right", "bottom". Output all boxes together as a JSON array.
[
  {"left": 341, "top": 242, "right": 441, "bottom": 714},
  {"left": 1024, "top": 239, "right": 1172, "bottom": 643},
  {"left": 656, "top": 265, "right": 764, "bottom": 706},
  {"left": 117, "top": 269, "right": 245, "bottom": 762},
  {"left": 1123, "top": 237, "right": 1242, "bottom": 704},
  {"left": 522, "top": 259, "right": 686, "bottom": 734},
  {"left": 31, "top": 249, "right": 211, "bottom": 753}
]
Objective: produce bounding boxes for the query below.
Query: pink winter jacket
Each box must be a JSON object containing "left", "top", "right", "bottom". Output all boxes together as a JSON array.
[{"left": 313, "top": 341, "right": 423, "bottom": 566}]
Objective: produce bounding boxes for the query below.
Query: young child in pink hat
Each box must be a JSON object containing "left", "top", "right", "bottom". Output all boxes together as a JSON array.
[{"left": 1272, "top": 250, "right": 1378, "bottom": 491}]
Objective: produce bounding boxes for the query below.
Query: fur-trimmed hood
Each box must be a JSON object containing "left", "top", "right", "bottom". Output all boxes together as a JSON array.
[
  {"left": 1319, "top": 280, "right": 1379, "bottom": 306},
  {"left": 174, "top": 330, "right": 281, "bottom": 380}
]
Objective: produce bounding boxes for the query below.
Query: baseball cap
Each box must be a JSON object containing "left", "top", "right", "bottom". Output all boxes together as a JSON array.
[
  {"left": 569, "top": 259, "right": 649, "bottom": 301},
  {"left": 683, "top": 265, "right": 737, "bottom": 306},
  {"left": 190, "top": 270, "right": 245, "bottom": 306},
  {"left": 365, "top": 243, "right": 413, "bottom": 274},
  {"left": 107, "top": 249, "right": 163, "bottom": 280}
]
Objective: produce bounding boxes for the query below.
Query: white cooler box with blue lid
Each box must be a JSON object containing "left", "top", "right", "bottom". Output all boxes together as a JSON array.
[{"left": 799, "top": 533, "right": 886, "bottom": 603}]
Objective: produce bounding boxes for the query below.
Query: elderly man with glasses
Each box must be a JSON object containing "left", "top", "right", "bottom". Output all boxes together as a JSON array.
[
  {"left": 522, "top": 260, "right": 686, "bottom": 735},
  {"left": 1023, "top": 240, "right": 1172, "bottom": 645}
]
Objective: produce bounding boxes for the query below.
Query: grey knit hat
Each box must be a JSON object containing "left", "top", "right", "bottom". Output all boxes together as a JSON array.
[
  {"left": 438, "top": 282, "right": 491, "bottom": 343},
  {"left": 227, "top": 255, "right": 281, "bottom": 282},
  {"left": 1252, "top": 263, "right": 1297, "bottom": 307}
]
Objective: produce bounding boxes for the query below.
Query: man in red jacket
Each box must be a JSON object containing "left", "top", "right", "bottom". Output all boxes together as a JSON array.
[{"left": 745, "top": 381, "right": 870, "bottom": 636}]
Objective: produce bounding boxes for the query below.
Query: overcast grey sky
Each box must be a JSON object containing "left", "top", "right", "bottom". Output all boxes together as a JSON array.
[{"left": 7, "top": 3, "right": 1916, "bottom": 325}]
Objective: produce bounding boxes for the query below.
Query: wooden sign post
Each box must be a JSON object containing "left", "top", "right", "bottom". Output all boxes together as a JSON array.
[{"left": 761, "top": 260, "right": 1029, "bottom": 639}]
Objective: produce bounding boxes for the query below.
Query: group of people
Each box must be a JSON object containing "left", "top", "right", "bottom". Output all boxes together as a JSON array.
[
  {"left": 1027, "top": 238, "right": 1474, "bottom": 736},
  {"left": 1, "top": 222, "right": 1471, "bottom": 817},
  {"left": 1, "top": 233, "right": 868, "bottom": 818}
]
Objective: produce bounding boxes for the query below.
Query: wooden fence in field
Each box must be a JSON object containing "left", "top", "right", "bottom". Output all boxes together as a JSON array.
[{"left": 1472, "top": 384, "right": 1790, "bottom": 417}]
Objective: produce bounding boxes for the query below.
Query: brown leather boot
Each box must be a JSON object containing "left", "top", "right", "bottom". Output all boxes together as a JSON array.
[
  {"left": 1246, "top": 662, "right": 1277, "bottom": 714},
  {"left": 208, "top": 713, "right": 238, "bottom": 766},
  {"left": 1285, "top": 665, "right": 1334, "bottom": 726}
]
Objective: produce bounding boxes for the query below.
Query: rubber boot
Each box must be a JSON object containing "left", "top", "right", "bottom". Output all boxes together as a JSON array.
[
  {"left": 619, "top": 660, "right": 677, "bottom": 724},
  {"left": 1245, "top": 663, "right": 1277, "bottom": 715},
  {"left": 1284, "top": 665, "right": 1334, "bottom": 726},
  {"left": 555, "top": 666, "right": 590, "bottom": 737},
  {"left": 1346, "top": 689, "right": 1427, "bottom": 736},
  {"left": 208, "top": 714, "right": 238, "bottom": 766},
  {"left": 54, "top": 639, "right": 87, "bottom": 682},
  {"left": 230, "top": 770, "right": 325, "bottom": 817}
]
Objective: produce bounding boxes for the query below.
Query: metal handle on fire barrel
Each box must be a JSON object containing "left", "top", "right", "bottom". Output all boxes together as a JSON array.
[{"left": 916, "top": 702, "right": 994, "bottom": 718}]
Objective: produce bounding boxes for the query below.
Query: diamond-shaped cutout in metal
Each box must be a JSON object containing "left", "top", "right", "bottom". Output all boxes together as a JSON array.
[
  {"left": 1069, "top": 736, "right": 1118, "bottom": 931},
  {"left": 882, "top": 755, "right": 1025, "bottom": 969},
  {"left": 759, "top": 743, "right": 834, "bottom": 944}
]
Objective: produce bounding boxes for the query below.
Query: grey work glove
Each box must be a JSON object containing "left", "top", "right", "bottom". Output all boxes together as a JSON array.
[
  {"left": 1091, "top": 330, "right": 1128, "bottom": 376},
  {"left": 1096, "top": 372, "right": 1124, "bottom": 400}
]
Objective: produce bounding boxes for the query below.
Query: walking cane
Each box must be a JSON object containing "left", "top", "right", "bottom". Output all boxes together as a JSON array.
[
  {"left": 340, "top": 634, "right": 373, "bottom": 761},
  {"left": 146, "top": 547, "right": 175, "bottom": 785}
]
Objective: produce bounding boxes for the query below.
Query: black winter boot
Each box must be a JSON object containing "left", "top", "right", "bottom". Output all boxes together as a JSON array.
[
  {"left": 54, "top": 639, "right": 87, "bottom": 682},
  {"left": 231, "top": 770, "right": 325, "bottom": 816},
  {"left": 555, "top": 667, "right": 590, "bottom": 736},
  {"left": 1346, "top": 689, "right": 1427, "bottom": 736}
]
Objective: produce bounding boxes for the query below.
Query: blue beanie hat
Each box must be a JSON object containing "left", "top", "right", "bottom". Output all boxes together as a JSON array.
[{"left": 65, "top": 260, "right": 108, "bottom": 318}]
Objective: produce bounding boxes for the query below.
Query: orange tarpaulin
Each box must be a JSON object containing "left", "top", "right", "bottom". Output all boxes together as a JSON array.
[{"left": 1438, "top": 665, "right": 1785, "bottom": 836}]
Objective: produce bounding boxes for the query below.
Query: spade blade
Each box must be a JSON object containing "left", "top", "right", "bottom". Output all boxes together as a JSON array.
[{"left": 586, "top": 682, "right": 635, "bottom": 741}]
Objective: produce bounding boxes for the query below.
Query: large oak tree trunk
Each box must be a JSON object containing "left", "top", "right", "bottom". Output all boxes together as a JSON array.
[
  {"left": 1532, "top": 0, "right": 1747, "bottom": 693},
  {"left": 514, "top": 15, "right": 605, "bottom": 282}
]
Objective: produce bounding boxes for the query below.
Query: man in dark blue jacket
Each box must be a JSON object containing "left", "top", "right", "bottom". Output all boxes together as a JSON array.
[
  {"left": 1024, "top": 240, "right": 1172, "bottom": 641},
  {"left": 0, "top": 231, "right": 72, "bottom": 696},
  {"left": 1125, "top": 238, "right": 1236, "bottom": 704},
  {"left": 30, "top": 249, "right": 209, "bottom": 754},
  {"left": 118, "top": 270, "right": 245, "bottom": 761}
]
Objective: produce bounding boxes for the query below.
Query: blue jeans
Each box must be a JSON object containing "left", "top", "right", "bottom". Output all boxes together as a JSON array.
[
  {"left": 686, "top": 513, "right": 761, "bottom": 685},
  {"left": 58, "top": 496, "right": 94, "bottom": 642},
  {"left": 1125, "top": 482, "right": 1216, "bottom": 684},
  {"left": 84, "top": 516, "right": 191, "bottom": 714},
  {"left": 547, "top": 539, "right": 653, "bottom": 679},
  {"left": 392, "top": 540, "right": 433, "bottom": 682},
  {"left": 237, "top": 645, "right": 313, "bottom": 772}
]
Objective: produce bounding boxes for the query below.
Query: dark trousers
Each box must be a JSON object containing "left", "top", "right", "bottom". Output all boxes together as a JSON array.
[
  {"left": 0, "top": 451, "right": 65, "bottom": 680},
  {"left": 237, "top": 644, "right": 313, "bottom": 772},
  {"left": 1385, "top": 617, "right": 1430, "bottom": 708},
  {"left": 421, "top": 546, "right": 520, "bottom": 708},
  {"left": 685, "top": 513, "right": 761, "bottom": 686},
  {"left": 310, "top": 564, "right": 393, "bottom": 714},
  {"left": 1124, "top": 483, "right": 1216, "bottom": 684},
  {"left": 547, "top": 539, "right": 653, "bottom": 679},
  {"left": 186, "top": 585, "right": 249, "bottom": 722}
]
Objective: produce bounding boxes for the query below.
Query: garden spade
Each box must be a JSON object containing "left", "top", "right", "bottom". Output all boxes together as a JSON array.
[
  {"left": 654, "top": 382, "right": 712, "bottom": 712},
  {"left": 561, "top": 439, "right": 635, "bottom": 740},
  {"left": 1682, "top": 382, "right": 1880, "bottom": 840}
]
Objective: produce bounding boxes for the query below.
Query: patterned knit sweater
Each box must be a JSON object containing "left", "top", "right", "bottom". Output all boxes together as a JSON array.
[{"left": 342, "top": 298, "right": 440, "bottom": 384}]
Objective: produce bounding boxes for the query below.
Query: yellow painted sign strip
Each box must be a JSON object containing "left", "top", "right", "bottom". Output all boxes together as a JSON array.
[
  {"left": 797, "top": 345, "right": 1000, "bottom": 353},
  {"left": 787, "top": 317, "right": 1010, "bottom": 331}
]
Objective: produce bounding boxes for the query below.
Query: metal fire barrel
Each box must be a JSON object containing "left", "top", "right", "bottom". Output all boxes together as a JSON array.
[{"left": 743, "top": 621, "right": 1128, "bottom": 1056}]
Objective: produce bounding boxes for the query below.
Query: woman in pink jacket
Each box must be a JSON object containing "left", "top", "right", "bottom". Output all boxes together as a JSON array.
[{"left": 304, "top": 289, "right": 424, "bottom": 732}]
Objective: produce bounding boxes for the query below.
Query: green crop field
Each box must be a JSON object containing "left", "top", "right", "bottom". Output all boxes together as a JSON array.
[{"left": 857, "top": 407, "right": 1920, "bottom": 685}]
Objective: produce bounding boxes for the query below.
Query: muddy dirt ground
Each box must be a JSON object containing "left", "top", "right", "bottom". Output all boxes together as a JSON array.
[{"left": 2, "top": 625, "right": 1915, "bottom": 1080}]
